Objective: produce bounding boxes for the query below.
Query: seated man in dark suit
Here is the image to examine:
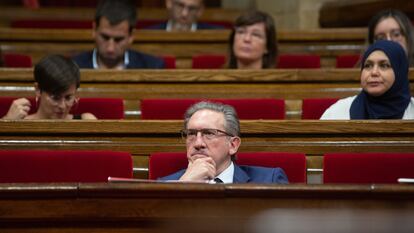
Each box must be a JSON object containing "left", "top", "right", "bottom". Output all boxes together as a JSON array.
[
  {"left": 160, "top": 101, "right": 289, "bottom": 184},
  {"left": 147, "top": 0, "right": 223, "bottom": 31},
  {"left": 73, "top": 0, "right": 164, "bottom": 69}
]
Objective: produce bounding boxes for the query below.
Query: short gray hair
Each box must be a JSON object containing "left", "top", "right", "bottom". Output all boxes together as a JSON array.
[{"left": 184, "top": 101, "right": 240, "bottom": 136}]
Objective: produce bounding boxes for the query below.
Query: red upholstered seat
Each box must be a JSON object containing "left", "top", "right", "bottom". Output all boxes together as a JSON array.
[
  {"left": 323, "top": 153, "right": 414, "bottom": 184},
  {"left": 301, "top": 98, "right": 339, "bottom": 119},
  {"left": 336, "top": 54, "right": 360, "bottom": 68},
  {"left": 192, "top": 54, "right": 226, "bottom": 69},
  {"left": 277, "top": 54, "right": 321, "bottom": 69},
  {"left": 0, "top": 150, "right": 133, "bottom": 183},
  {"left": 11, "top": 19, "right": 93, "bottom": 29},
  {"left": 3, "top": 53, "right": 32, "bottom": 67},
  {"left": 149, "top": 152, "right": 307, "bottom": 183},
  {"left": 0, "top": 97, "right": 124, "bottom": 119},
  {"left": 161, "top": 55, "right": 176, "bottom": 69},
  {"left": 140, "top": 98, "right": 285, "bottom": 119},
  {"left": 72, "top": 98, "right": 125, "bottom": 119}
]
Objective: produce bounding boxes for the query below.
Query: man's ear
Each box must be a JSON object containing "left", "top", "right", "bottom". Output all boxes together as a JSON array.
[
  {"left": 228, "top": 136, "right": 241, "bottom": 155},
  {"left": 92, "top": 21, "right": 97, "bottom": 38},
  {"left": 127, "top": 29, "right": 134, "bottom": 45},
  {"left": 34, "top": 82, "right": 41, "bottom": 97}
]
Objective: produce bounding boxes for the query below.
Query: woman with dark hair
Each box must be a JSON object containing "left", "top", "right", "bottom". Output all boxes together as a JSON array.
[
  {"left": 368, "top": 9, "right": 414, "bottom": 66},
  {"left": 2, "top": 55, "right": 96, "bottom": 120},
  {"left": 321, "top": 40, "right": 414, "bottom": 119},
  {"left": 228, "top": 10, "right": 277, "bottom": 69}
]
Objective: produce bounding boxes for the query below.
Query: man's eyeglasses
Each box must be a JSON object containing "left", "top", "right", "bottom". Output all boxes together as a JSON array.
[
  {"left": 181, "top": 128, "right": 234, "bottom": 142},
  {"left": 172, "top": 0, "right": 201, "bottom": 14}
]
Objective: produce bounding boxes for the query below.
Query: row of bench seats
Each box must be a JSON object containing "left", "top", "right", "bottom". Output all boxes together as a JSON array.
[
  {"left": 2, "top": 53, "right": 361, "bottom": 69},
  {"left": 0, "top": 97, "right": 338, "bottom": 120},
  {"left": 1, "top": 150, "right": 413, "bottom": 184}
]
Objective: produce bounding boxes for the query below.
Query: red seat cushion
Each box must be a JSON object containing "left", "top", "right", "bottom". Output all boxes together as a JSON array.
[
  {"left": 140, "top": 98, "right": 285, "bottom": 120},
  {"left": 0, "top": 97, "right": 124, "bottom": 119},
  {"left": 277, "top": 54, "right": 321, "bottom": 69},
  {"left": 324, "top": 153, "right": 414, "bottom": 184},
  {"left": 192, "top": 54, "right": 226, "bottom": 69},
  {"left": 11, "top": 19, "right": 93, "bottom": 29},
  {"left": 302, "top": 98, "right": 339, "bottom": 119},
  {"left": 161, "top": 55, "right": 176, "bottom": 69},
  {"left": 0, "top": 150, "right": 133, "bottom": 183},
  {"left": 336, "top": 54, "right": 360, "bottom": 68},
  {"left": 149, "top": 152, "right": 306, "bottom": 183},
  {"left": 3, "top": 53, "right": 32, "bottom": 67}
]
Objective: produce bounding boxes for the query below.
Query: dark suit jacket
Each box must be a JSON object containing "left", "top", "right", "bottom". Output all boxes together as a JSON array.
[
  {"left": 72, "top": 49, "right": 164, "bottom": 69},
  {"left": 159, "top": 164, "right": 289, "bottom": 184},
  {"left": 146, "top": 22, "right": 224, "bottom": 30}
]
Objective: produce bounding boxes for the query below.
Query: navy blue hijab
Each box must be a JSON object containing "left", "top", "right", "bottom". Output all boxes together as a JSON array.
[{"left": 350, "top": 40, "right": 411, "bottom": 119}]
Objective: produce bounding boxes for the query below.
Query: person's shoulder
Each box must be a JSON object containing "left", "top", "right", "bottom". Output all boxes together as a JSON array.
[
  {"left": 402, "top": 97, "right": 414, "bottom": 119},
  {"left": 320, "top": 96, "right": 356, "bottom": 120},
  {"left": 145, "top": 22, "right": 168, "bottom": 30},
  {"left": 127, "top": 50, "right": 165, "bottom": 69},
  {"left": 239, "top": 165, "right": 288, "bottom": 184},
  {"left": 72, "top": 51, "right": 93, "bottom": 68},
  {"left": 197, "top": 22, "right": 225, "bottom": 30}
]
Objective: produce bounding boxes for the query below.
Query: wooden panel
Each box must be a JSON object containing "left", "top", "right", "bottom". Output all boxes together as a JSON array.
[
  {"left": 2, "top": 68, "right": 414, "bottom": 119},
  {"left": 1, "top": 120, "right": 413, "bottom": 180},
  {"left": 0, "top": 183, "right": 413, "bottom": 233},
  {"left": 0, "top": 28, "right": 367, "bottom": 68}
]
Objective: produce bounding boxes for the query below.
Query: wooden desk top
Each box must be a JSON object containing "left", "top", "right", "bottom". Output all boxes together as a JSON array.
[{"left": 0, "top": 183, "right": 413, "bottom": 233}]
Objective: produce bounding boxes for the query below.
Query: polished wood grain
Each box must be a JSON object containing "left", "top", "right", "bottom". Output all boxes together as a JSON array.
[
  {"left": 2, "top": 68, "right": 414, "bottom": 119},
  {"left": 0, "top": 183, "right": 413, "bottom": 233},
  {"left": 0, "top": 27, "right": 367, "bottom": 68},
  {"left": 1, "top": 120, "right": 413, "bottom": 180}
]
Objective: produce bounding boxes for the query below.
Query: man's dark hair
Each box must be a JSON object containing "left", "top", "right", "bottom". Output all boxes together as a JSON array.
[
  {"left": 95, "top": 0, "right": 137, "bottom": 33},
  {"left": 34, "top": 55, "right": 80, "bottom": 95}
]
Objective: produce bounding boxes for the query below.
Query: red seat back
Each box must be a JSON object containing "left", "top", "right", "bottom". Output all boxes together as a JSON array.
[
  {"left": 140, "top": 98, "right": 285, "bottom": 119},
  {"left": 0, "top": 97, "right": 124, "bottom": 119},
  {"left": 72, "top": 98, "right": 125, "bottom": 119},
  {"left": 161, "top": 55, "right": 176, "bottom": 69},
  {"left": 192, "top": 54, "right": 226, "bottom": 69},
  {"left": 302, "top": 98, "right": 339, "bottom": 119},
  {"left": 324, "top": 153, "right": 414, "bottom": 184},
  {"left": 11, "top": 19, "right": 93, "bottom": 29},
  {"left": 3, "top": 53, "right": 32, "bottom": 67},
  {"left": 277, "top": 54, "right": 321, "bottom": 69},
  {"left": 149, "top": 152, "right": 306, "bottom": 183},
  {"left": 0, "top": 150, "right": 133, "bottom": 183},
  {"left": 336, "top": 54, "right": 360, "bottom": 68}
]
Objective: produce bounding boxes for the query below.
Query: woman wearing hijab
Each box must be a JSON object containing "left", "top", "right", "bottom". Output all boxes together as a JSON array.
[{"left": 321, "top": 40, "right": 414, "bottom": 119}]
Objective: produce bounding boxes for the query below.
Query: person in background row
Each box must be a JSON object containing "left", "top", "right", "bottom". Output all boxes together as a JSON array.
[
  {"left": 147, "top": 0, "right": 223, "bottom": 31},
  {"left": 321, "top": 40, "right": 414, "bottom": 120},
  {"left": 160, "top": 101, "right": 288, "bottom": 184},
  {"left": 228, "top": 10, "right": 277, "bottom": 69},
  {"left": 2, "top": 55, "right": 96, "bottom": 120},
  {"left": 368, "top": 9, "right": 414, "bottom": 66},
  {"left": 73, "top": 0, "right": 164, "bottom": 69}
]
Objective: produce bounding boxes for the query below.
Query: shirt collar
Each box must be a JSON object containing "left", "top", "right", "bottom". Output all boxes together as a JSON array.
[
  {"left": 166, "top": 20, "right": 197, "bottom": 32},
  {"left": 213, "top": 161, "right": 234, "bottom": 184},
  {"left": 92, "top": 48, "right": 129, "bottom": 70}
]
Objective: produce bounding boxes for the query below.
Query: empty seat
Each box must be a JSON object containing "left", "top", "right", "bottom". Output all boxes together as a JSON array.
[
  {"left": 0, "top": 150, "right": 133, "bottom": 183},
  {"left": 302, "top": 98, "right": 339, "bottom": 119},
  {"left": 277, "top": 54, "right": 321, "bottom": 69},
  {"left": 3, "top": 53, "right": 32, "bottom": 67},
  {"left": 192, "top": 54, "right": 226, "bottom": 69},
  {"left": 149, "top": 152, "right": 306, "bottom": 183},
  {"left": 140, "top": 98, "right": 285, "bottom": 120},
  {"left": 323, "top": 152, "right": 414, "bottom": 184},
  {"left": 11, "top": 19, "right": 93, "bottom": 29},
  {"left": 0, "top": 97, "right": 124, "bottom": 119},
  {"left": 336, "top": 54, "right": 360, "bottom": 68}
]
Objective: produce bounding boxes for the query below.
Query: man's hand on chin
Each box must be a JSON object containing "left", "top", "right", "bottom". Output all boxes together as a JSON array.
[{"left": 179, "top": 156, "right": 216, "bottom": 182}]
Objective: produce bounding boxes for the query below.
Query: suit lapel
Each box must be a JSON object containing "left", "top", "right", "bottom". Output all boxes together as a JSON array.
[{"left": 233, "top": 165, "right": 250, "bottom": 183}]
